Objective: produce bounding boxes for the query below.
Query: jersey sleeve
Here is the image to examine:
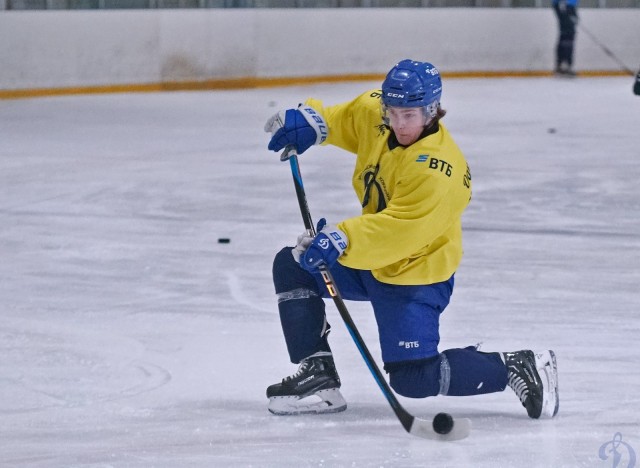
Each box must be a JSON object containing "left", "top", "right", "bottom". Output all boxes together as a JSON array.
[{"left": 305, "top": 90, "right": 382, "bottom": 155}]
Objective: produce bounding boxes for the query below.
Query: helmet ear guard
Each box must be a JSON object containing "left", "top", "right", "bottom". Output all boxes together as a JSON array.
[{"left": 424, "top": 101, "right": 440, "bottom": 119}]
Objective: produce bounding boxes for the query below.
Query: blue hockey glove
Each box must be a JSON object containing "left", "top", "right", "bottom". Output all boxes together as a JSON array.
[
  {"left": 264, "top": 105, "right": 328, "bottom": 154},
  {"left": 291, "top": 219, "right": 329, "bottom": 263},
  {"left": 301, "top": 219, "right": 348, "bottom": 274}
]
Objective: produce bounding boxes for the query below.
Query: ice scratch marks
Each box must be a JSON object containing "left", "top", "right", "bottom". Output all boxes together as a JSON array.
[{"left": 224, "top": 270, "right": 273, "bottom": 314}]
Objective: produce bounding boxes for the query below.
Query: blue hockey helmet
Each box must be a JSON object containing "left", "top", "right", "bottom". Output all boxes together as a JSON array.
[{"left": 381, "top": 59, "right": 442, "bottom": 118}]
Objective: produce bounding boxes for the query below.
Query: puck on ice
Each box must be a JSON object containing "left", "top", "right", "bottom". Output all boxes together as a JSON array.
[
  {"left": 432, "top": 412, "right": 454, "bottom": 435},
  {"left": 218, "top": 238, "right": 230, "bottom": 244},
  {"left": 547, "top": 128, "right": 557, "bottom": 134}
]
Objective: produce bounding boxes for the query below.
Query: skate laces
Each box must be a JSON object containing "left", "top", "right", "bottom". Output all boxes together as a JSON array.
[
  {"left": 282, "top": 352, "right": 334, "bottom": 383},
  {"left": 507, "top": 373, "right": 530, "bottom": 404},
  {"left": 283, "top": 360, "right": 311, "bottom": 382}
]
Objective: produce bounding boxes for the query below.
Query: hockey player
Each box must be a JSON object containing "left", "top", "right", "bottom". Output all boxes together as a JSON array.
[
  {"left": 552, "top": 0, "right": 579, "bottom": 76},
  {"left": 263, "top": 59, "right": 559, "bottom": 420}
]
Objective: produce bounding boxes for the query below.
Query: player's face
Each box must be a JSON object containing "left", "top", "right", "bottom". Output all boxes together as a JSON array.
[{"left": 385, "top": 106, "right": 428, "bottom": 146}]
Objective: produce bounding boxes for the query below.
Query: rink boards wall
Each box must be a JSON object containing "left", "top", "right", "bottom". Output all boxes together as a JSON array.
[{"left": 0, "top": 9, "right": 638, "bottom": 96}]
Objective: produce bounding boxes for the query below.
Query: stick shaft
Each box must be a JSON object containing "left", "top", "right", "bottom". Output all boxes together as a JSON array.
[
  {"left": 283, "top": 148, "right": 414, "bottom": 433},
  {"left": 578, "top": 23, "right": 634, "bottom": 75}
]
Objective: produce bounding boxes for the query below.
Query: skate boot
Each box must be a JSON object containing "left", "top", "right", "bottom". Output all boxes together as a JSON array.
[
  {"left": 267, "top": 352, "right": 347, "bottom": 415},
  {"left": 554, "top": 63, "right": 576, "bottom": 77},
  {"left": 504, "top": 350, "right": 542, "bottom": 418}
]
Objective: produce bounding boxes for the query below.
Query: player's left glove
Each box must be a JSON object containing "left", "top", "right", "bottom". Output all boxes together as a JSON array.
[
  {"left": 300, "top": 219, "right": 348, "bottom": 274},
  {"left": 264, "top": 105, "right": 328, "bottom": 154}
]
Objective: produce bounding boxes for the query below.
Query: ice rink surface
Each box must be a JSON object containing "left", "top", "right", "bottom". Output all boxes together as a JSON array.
[{"left": 1, "top": 76, "right": 639, "bottom": 467}]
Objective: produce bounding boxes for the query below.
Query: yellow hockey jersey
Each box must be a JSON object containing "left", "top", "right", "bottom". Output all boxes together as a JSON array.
[{"left": 305, "top": 89, "right": 472, "bottom": 286}]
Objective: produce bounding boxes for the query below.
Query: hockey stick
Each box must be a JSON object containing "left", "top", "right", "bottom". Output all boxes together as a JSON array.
[
  {"left": 280, "top": 146, "right": 471, "bottom": 441},
  {"left": 577, "top": 22, "right": 634, "bottom": 76}
]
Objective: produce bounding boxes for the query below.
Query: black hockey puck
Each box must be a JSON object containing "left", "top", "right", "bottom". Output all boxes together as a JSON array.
[
  {"left": 218, "top": 238, "right": 230, "bottom": 244},
  {"left": 432, "top": 412, "right": 454, "bottom": 435}
]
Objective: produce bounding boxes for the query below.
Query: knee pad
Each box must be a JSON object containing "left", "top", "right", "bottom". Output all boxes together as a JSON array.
[
  {"left": 272, "top": 248, "right": 330, "bottom": 363},
  {"left": 386, "top": 355, "right": 442, "bottom": 398},
  {"left": 272, "top": 247, "right": 319, "bottom": 294}
]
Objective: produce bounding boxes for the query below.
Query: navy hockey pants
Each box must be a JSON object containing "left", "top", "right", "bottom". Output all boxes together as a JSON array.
[
  {"left": 554, "top": 4, "right": 577, "bottom": 67},
  {"left": 273, "top": 247, "right": 508, "bottom": 398}
]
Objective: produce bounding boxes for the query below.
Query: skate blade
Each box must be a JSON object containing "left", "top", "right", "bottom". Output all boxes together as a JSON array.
[
  {"left": 536, "top": 350, "right": 559, "bottom": 418},
  {"left": 268, "top": 388, "right": 347, "bottom": 416}
]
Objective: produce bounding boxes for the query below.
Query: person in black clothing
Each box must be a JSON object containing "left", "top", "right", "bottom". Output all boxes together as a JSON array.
[{"left": 552, "top": 0, "right": 579, "bottom": 76}]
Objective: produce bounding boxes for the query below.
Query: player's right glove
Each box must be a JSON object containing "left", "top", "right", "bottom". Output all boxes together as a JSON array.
[
  {"left": 291, "top": 218, "right": 330, "bottom": 263},
  {"left": 300, "top": 219, "right": 348, "bottom": 274},
  {"left": 264, "top": 105, "right": 328, "bottom": 154}
]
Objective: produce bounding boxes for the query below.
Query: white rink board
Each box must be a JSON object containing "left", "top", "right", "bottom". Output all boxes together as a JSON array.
[{"left": 1, "top": 8, "right": 639, "bottom": 90}]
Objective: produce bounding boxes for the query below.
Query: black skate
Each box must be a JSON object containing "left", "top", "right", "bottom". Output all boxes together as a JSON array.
[
  {"left": 504, "top": 350, "right": 559, "bottom": 419},
  {"left": 554, "top": 63, "right": 576, "bottom": 77},
  {"left": 267, "top": 352, "right": 347, "bottom": 415}
]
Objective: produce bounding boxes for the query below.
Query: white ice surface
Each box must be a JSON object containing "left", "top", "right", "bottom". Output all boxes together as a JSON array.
[{"left": 1, "top": 76, "right": 639, "bottom": 467}]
